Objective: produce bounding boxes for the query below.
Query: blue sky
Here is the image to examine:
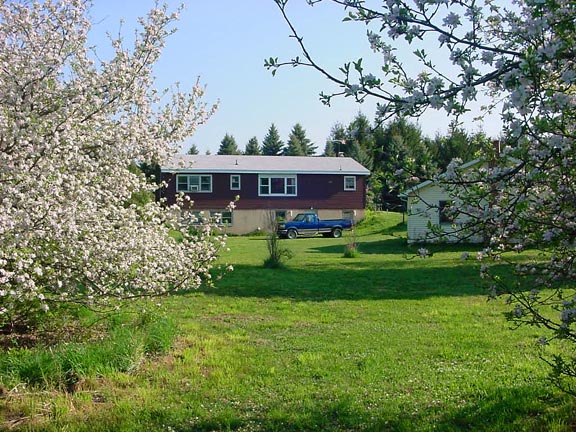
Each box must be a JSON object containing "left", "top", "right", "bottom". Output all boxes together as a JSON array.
[{"left": 89, "top": 0, "right": 502, "bottom": 155}]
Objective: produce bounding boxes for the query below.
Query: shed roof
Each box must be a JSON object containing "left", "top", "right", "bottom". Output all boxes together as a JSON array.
[
  {"left": 400, "top": 158, "right": 483, "bottom": 197},
  {"left": 162, "top": 155, "right": 370, "bottom": 176},
  {"left": 400, "top": 156, "right": 521, "bottom": 197}
]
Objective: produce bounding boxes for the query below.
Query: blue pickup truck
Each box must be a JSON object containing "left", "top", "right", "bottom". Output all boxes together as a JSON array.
[{"left": 277, "top": 213, "right": 353, "bottom": 239}]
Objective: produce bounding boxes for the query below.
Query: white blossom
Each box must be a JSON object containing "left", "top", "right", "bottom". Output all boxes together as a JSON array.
[
  {"left": 271, "top": 0, "right": 576, "bottom": 391},
  {"left": 443, "top": 12, "right": 461, "bottom": 28},
  {"left": 561, "top": 70, "right": 576, "bottom": 84},
  {"left": 345, "top": 84, "right": 362, "bottom": 95},
  {"left": 0, "top": 1, "right": 224, "bottom": 316}
]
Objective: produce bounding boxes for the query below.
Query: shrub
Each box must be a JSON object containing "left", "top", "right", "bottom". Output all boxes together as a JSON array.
[
  {"left": 342, "top": 244, "right": 359, "bottom": 258},
  {"left": 263, "top": 212, "right": 293, "bottom": 269}
]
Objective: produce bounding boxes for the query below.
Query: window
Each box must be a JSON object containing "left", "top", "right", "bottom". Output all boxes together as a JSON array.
[
  {"left": 344, "top": 176, "right": 356, "bottom": 191},
  {"left": 342, "top": 210, "right": 355, "bottom": 221},
  {"left": 230, "top": 175, "right": 241, "bottom": 190},
  {"left": 176, "top": 175, "right": 212, "bottom": 193},
  {"left": 182, "top": 210, "right": 207, "bottom": 225},
  {"left": 210, "top": 210, "right": 233, "bottom": 225},
  {"left": 275, "top": 210, "right": 287, "bottom": 222},
  {"left": 439, "top": 200, "right": 456, "bottom": 224},
  {"left": 182, "top": 210, "right": 232, "bottom": 226},
  {"left": 259, "top": 175, "right": 297, "bottom": 196}
]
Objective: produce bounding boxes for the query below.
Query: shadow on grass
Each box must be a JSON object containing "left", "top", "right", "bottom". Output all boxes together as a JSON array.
[
  {"left": 310, "top": 237, "right": 484, "bottom": 256},
  {"left": 166, "top": 384, "right": 570, "bottom": 432},
  {"left": 372, "top": 220, "right": 407, "bottom": 237},
  {"left": 204, "top": 261, "right": 489, "bottom": 302},
  {"left": 432, "top": 385, "right": 571, "bottom": 432},
  {"left": 310, "top": 238, "right": 409, "bottom": 256}
]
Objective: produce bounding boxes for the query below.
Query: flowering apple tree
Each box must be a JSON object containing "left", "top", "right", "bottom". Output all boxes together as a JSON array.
[
  {"left": 0, "top": 0, "right": 225, "bottom": 327},
  {"left": 269, "top": 0, "right": 576, "bottom": 392}
]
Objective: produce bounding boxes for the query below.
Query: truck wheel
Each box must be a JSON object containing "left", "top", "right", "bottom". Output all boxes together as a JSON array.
[
  {"left": 332, "top": 228, "right": 342, "bottom": 238},
  {"left": 287, "top": 229, "right": 298, "bottom": 240}
]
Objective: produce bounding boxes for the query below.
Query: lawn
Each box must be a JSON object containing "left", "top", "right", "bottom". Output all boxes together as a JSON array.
[{"left": 1, "top": 212, "right": 574, "bottom": 431}]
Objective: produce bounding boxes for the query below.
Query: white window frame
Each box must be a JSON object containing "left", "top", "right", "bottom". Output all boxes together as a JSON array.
[
  {"left": 258, "top": 175, "right": 297, "bottom": 196},
  {"left": 182, "top": 210, "right": 207, "bottom": 225},
  {"left": 230, "top": 175, "right": 241, "bottom": 190},
  {"left": 342, "top": 210, "right": 355, "bottom": 220},
  {"left": 210, "top": 210, "right": 233, "bottom": 226},
  {"left": 344, "top": 176, "right": 356, "bottom": 191},
  {"left": 176, "top": 174, "right": 212, "bottom": 193}
]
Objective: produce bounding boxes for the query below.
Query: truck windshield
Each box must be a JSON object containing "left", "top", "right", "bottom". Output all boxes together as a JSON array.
[{"left": 293, "top": 214, "right": 306, "bottom": 222}]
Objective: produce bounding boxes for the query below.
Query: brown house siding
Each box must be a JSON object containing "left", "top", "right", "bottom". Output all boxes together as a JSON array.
[{"left": 160, "top": 173, "right": 366, "bottom": 210}]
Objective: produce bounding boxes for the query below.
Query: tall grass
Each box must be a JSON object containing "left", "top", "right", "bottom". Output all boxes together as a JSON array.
[{"left": 0, "top": 308, "right": 176, "bottom": 393}]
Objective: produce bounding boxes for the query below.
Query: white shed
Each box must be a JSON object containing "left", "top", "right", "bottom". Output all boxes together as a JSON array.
[{"left": 401, "top": 159, "right": 485, "bottom": 244}]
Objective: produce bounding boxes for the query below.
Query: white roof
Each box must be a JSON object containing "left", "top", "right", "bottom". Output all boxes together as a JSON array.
[
  {"left": 400, "top": 158, "right": 483, "bottom": 197},
  {"left": 162, "top": 155, "right": 370, "bottom": 176},
  {"left": 400, "top": 156, "right": 521, "bottom": 197}
]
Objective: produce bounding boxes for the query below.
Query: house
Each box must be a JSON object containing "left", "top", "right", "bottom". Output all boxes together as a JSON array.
[
  {"left": 160, "top": 155, "right": 370, "bottom": 235},
  {"left": 401, "top": 159, "right": 488, "bottom": 244}
]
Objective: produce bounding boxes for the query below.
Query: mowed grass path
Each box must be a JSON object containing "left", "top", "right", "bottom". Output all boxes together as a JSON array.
[{"left": 3, "top": 212, "right": 575, "bottom": 431}]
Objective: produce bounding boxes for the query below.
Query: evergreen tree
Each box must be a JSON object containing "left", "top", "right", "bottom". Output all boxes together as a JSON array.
[
  {"left": 138, "top": 162, "right": 161, "bottom": 185},
  {"left": 186, "top": 144, "right": 199, "bottom": 155},
  {"left": 261, "top": 123, "right": 284, "bottom": 155},
  {"left": 347, "top": 113, "right": 375, "bottom": 169},
  {"left": 348, "top": 113, "right": 372, "bottom": 146},
  {"left": 373, "top": 117, "right": 437, "bottom": 209},
  {"left": 430, "top": 123, "right": 488, "bottom": 172},
  {"left": 325, "top": 123, "right": 348, "bottom": 156},
  {"left": 217, "top": 133, "right": 241, "bottom": 155},
  {"left": 284, "top": 136, "right": 305, "bottom": 156},
  {"left": 244, "top": 136, "right": 261, "bottom": 155},
  {"left": 347, "top": 140, "right": 373, "bottom": 170},
  {"left": 326, "top": 115, "right": 375, "bottom": 165},
  {"left": 323, "top": 140, "right": 336, "bottom": 157},
  {"left": 289, "top": 123, "right": 317, "bottom": 155}
]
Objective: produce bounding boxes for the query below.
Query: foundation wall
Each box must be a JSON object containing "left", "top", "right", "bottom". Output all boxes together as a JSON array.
[{"left": 225, "top": 208, "right": 366, "bottom": 235}]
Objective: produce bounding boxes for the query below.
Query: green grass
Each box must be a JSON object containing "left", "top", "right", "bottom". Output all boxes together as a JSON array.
[
  {"left": 1, "top": 211, "right": 575, "bottom": 431},
  {"left": 0, "top": 309, "right": 176, "bottom": 391}
]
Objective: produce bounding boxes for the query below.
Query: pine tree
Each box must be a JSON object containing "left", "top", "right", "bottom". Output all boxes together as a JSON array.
[
  {"left": 347, "top": 113, "right": 375, "bottom": 167},
  {"left": 217, "top": 133, "right": 241, "bottom": 155},
  {"left": 261, "top": 123, "right": 284, "bottom": 155},
  {"left": 323, "top": 140, "right": 336, "bottom": 157},
  {"left": 326, "top": 123, "right": 348, "bottom": 156},
  {"left": 284, "top": 136, "right": 305, "bottom": 156},
  {"left": 429, "top": 122, "right": 486, "bottom": 172},
  {"left": 347, "top": 140, "right": 373, "bottom": 169},
  {"left": 289, "top": 123, "right": 316, "bottom": 155},
  {"left": 187, "top": 144, "right": 199, "bottom": 155},
  {"left": 244, "top": 136, "right": 261, "bottom": 155}
]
